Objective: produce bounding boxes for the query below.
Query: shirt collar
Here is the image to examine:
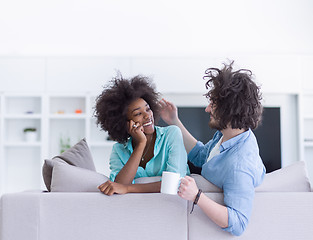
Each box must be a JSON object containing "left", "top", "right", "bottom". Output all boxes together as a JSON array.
[{"left": 219, "top": 129, "right": 251, "bottom": 152}]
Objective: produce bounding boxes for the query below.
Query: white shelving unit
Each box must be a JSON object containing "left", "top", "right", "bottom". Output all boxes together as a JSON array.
[
  {"left": 0, "top": 93, "right": 114, "bottom": 195},
  {"left": 0, "top": 94, "right": 44, "bottom": 194}
]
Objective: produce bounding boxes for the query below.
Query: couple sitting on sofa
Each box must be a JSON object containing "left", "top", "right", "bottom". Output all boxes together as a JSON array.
[{"left": 90, "top": 62, "right": 265, "bottom": 236}]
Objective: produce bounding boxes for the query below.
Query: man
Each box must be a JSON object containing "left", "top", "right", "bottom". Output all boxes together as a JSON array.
[{"left": 159, "top": 62, "right": 265, "bottom": 236}]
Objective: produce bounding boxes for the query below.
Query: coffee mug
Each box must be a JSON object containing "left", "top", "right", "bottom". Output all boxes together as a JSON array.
[{"left": 161, "top": 171, "right": 181, "bottom": 195}]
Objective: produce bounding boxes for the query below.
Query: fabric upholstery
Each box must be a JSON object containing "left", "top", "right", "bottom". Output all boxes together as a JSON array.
[
  {"left": 1, "top": 191, "right": 312, "bottom": 240},
  {"left": 255, "top": 161, "right": 311, "bottom": 192},
  {"left": 42, "top": 138, "right": 96, "bottom": 191},
  {"left": 50, "top": 162, "right": 108, "bottom": 192},
  {"left": 0, "top": 192, "right": 187, "bottom": 240},
  {"left": 134, "top": 176, "right": 162, "bottom": 184},
  {"left": 187, "top": 192, "right": 313, "bottom": 239}
]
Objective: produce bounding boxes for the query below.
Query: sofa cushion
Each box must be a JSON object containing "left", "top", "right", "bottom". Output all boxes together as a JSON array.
[
  {"left": 191, "top": 174, "right": 222, "bottom": 192},
  {"left": 51, "top": 161, "right": 108, "bottom": 192},
  {"left": 191, "top": 161, "right": 311, "bottom": 193},
  {"left": 42, "top": 138, "right": 96, "bottom": 191},
  {"left": 134, "top": 176, "right": 162, "bottom": 184},
  {"left": 187, "top": 192, "right": 313, "bottom": 239},
  {"left": 255, "top": 161, "right": 311, "bottom": 192}
]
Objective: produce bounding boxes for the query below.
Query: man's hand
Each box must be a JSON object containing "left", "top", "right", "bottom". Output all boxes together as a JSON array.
[
  {"left": 159, "top": 98, "right": 179, "bottom": 125},
  {"left": 178, "top": 176, "right": 199, "bottom": 202}
]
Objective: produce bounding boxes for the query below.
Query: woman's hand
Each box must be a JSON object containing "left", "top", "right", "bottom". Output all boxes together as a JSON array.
[
  {"left": 127, "top": 120, "right": 147, "bottom": 145},
  {"left": 178, "top": 176, "right": 199, "bottom": 202},
  {"left": 98, "top": 180, "right": 129, "bottom": 196},
  {"left": 159, "top": 98, "right": 179, "bottom": 125}
]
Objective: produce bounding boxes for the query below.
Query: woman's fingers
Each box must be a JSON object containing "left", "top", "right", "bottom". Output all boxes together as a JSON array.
[{"left": 99, "top": 181, "right": 114, "bottom": 195}]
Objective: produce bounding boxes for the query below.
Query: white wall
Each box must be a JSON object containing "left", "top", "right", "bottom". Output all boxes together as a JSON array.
[{"left": 0, "top": 0, "right": 312, "bottom": 56}]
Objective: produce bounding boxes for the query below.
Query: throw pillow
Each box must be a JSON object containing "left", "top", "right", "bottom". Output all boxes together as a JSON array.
[
  {"left": 42, "top": 158, "right": 66, "bottom": 191},
  {"left": 256, "top": 161, "right": 312, "bottom": 192},
  {"left": 42, "top": 138, "right": 96, "bottom": 191},
  {"left": 51, "top": 161, "right": 109, "bottom": 192}
]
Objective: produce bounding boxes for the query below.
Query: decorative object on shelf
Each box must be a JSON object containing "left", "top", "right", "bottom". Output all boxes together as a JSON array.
[
  {"left": 57, "top": 110, "right": 65, "bottom": 114},
  {"left": 75, "top": 109, "right": 82, "bottom": 114},
  {"left": 25, "top": 111, "right": 34, "bottom": 114},
  {"left": 23, "top": 128, "right": 37, "bottom": 142},
  {"left": 60, "top": 136, "right": 71, "bottom": 153}
]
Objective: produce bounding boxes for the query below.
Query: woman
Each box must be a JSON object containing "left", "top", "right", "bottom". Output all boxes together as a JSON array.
[{"left": 95, "top": 74, "right": 189, "bottom": 195}]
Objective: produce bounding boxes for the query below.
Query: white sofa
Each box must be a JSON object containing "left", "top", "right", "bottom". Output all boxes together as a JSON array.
[{"left": 1, "top": 161, "right": 313, "bottom": 240}]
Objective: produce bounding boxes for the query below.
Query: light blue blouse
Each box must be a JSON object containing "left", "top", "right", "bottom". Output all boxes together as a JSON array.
[
  {"left": 109, "top": 125, "right": 190, "bottom": 181},
  {"left": 188, "top": 129, "right": 266, "bottom": 236}
]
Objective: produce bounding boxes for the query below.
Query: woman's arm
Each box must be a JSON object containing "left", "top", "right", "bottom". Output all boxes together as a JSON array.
[
  {"left": 114, "top": 120, "right": 147, "bottom": 184},
  {"left": 159, "top": 98, "right": 197, "bottom": 154},
  {"left": 98, "top": 180, "right": 161, "bottom": 195},
  {"left": 114, "top": 141, "right": 145, "bottom": 184}
]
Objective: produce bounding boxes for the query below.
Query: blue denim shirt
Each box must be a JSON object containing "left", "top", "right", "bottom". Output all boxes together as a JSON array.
[
  {"left": 188, "top": 129, "right": 265, "bottom": 236},
  {"left": 109, "top": 125, "right": 190, "bottom": 181}
]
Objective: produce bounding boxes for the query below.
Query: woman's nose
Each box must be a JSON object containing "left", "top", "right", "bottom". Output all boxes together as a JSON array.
[{"left": 143, "top": 111, "right": 150, "bottom": 119}]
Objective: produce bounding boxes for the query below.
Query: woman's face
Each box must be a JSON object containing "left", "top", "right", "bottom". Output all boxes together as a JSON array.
[{"left": 127, "top": 98, "right": 155, "bottom": 135}]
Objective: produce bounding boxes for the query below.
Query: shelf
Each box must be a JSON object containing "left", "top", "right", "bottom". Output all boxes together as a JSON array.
[
  {"left": 4, "top": 114, "right": 42, "bottom": 119},
  {"left": 303, "top": 115, "right": 313, "bottom": 120},
  {"left": 49, "top": 114, "right": 87, "bottom": 119},
  {"left": 4, "top": 96, "right": 42, "bottom": 115},
  {"left": 4, "top": 142, "right": 42, "bottom": 147},
  {"left": 304, "top": 141, "right": 313, "bottom": 147}
]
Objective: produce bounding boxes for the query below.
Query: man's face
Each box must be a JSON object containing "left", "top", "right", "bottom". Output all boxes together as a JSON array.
[{"left": 205, "top": 102, "right": 221, "bottom": 130}]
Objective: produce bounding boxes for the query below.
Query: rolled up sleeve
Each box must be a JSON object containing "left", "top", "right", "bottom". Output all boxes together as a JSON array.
[{"left": 222, "top": 166, "right": 255, "bottom": 236}]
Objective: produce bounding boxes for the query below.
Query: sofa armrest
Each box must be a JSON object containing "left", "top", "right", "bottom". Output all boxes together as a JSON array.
[
  {"left": 188, "top": 192, "right": 313, "bottom": 239},
  {"left": 1, "top": 192, "right": 188, "bottom": 240},
  {"left": 1, "top": 192, "right": 40, "bottom": 240}
]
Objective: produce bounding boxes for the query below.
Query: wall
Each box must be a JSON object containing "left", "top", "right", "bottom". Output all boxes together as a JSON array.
[{"left": 0, "top": 0, "right": 312, "bottom": 56}]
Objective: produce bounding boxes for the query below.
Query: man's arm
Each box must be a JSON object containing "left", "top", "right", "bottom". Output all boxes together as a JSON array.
[{"left": 159, "top": 98, "right": 197, "bottom": 153}]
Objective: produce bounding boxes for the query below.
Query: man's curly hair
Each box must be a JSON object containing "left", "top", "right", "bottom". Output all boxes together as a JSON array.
[
  {"left": 203, "top": 62, "right": 263, "bottom": 130},
  {"left": 94, "top": 74, "right": 160, "bottom": 143}
]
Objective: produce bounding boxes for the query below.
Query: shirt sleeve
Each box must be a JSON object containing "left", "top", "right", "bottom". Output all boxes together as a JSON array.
[
  {"left": 222, "top": 165, "right": 255, "bottom": 236},
  {"left": 188, "top": 131, "right": 221, "bottom": 167},
  {"left": 109, "top": 143, "right": 124, "bottom": 181},
  {"left": 164, "top": 126, "right": 189, "bottom": 177}
]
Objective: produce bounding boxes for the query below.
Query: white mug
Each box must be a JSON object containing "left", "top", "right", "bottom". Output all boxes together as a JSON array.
[{"left": 161, "top": 171, "right": 181, "bottom": 195}]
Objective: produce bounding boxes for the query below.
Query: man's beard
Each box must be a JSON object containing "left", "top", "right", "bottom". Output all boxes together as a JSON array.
[{"left": 208, "top": 115, "right": 222, "bottom": 130}]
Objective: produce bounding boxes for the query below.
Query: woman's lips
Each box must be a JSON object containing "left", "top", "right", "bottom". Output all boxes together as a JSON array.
[{"left": 143, "top": 121, "right": 153, "bottom": 127}]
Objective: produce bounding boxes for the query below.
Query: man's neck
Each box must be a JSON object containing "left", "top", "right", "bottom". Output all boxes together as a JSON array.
[{"left": 220, "top": 127, "right": 246, "bottom": 143}]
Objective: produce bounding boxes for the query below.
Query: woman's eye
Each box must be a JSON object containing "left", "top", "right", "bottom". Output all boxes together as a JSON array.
[{"left": 134, "top": 112, "right": 141, "bottom": 116}]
